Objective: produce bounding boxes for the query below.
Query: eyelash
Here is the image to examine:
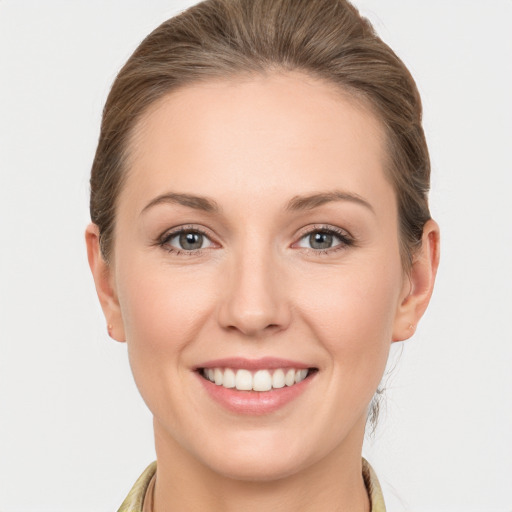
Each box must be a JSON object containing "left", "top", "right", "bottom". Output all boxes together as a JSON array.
[
  {"left": 295, "top": 225, "right": 355, "bottom": 255},
  {"left": 157, "top": 225, "right": 354, "bottom": 256},
  {"left": 158, "top": 226, "right": 212, "bottom": 256}
]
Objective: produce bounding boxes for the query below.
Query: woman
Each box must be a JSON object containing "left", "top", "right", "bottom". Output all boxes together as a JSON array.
[{"left": 86, "top": 0, "right": 440, "bottom": 510}]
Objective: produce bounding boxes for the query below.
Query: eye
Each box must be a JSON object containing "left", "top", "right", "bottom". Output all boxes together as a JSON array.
[
  {"left": 295, "top": 227, "right": 353, "bottom": 252},
  {"left": 161, "top": 228, "right": 214, "bottom": 253}
]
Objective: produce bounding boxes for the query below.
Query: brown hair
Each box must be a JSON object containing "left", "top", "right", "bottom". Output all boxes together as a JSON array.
[
  {"left": 90, "top": 0, "right": 433, "bottom": 433},
  {"left": 90, "top": 0, "right": 431, "bottom": 266}
]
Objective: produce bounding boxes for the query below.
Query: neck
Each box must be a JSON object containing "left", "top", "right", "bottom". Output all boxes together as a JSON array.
[{"left": 152, "top": 418, "right": 370, "bottom": 512}]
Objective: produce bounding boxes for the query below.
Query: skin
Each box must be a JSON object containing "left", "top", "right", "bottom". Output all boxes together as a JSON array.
[{"left": 86, "top": 72, "right": 439, "bottom": 512}]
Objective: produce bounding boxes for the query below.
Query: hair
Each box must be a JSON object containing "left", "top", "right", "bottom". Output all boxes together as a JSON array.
[
  {"left": 89, "top": 0, "right": 432, "bottom": 428},
  {"left": 90, "top": 0, "right": 431, "bottom": 266}
]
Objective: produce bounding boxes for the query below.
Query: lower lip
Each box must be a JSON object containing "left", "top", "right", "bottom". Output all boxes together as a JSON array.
[{"left": 196, "top": 372, "right": 315, "bottom": 415}]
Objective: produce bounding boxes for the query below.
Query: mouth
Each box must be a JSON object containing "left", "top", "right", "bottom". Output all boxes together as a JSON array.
[
  {"left": 198, "top": 366, "right": 317, "bottom": 391},
  {"left": 194, "top": 357, "right": 318, "bottom": 414}
]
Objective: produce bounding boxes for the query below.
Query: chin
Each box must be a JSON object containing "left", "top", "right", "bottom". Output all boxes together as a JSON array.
[
  {"left": 204, "top": 450, "right": 310, "bottom": 482},
  {"left": 188, "top": 428, "right": 324, "bottom": 482}
]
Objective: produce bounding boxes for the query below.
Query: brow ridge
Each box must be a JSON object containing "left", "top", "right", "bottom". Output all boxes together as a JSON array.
[
  {"left": 141, "top": 189, "right": 373, "bottom": 216},
  {"left": 141, "top": 192, "right": 220, "bottom": 215},
  {"left": 285, "top": 190, "right": 374, "bottom": 213}
]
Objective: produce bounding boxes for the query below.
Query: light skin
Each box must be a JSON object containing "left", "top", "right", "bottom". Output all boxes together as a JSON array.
[{"left": 86, "top": 72, "right": 439, "bottom": 512}]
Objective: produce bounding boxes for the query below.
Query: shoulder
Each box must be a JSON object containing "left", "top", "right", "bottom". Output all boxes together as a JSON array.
[
  {"left": 363, "top": 458, "right": 386, "bottom": 512},
  {"left": 117, "top": 461, "right": 156, "bottom": 512}
]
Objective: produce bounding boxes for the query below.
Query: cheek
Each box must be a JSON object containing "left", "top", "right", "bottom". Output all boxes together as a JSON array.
[
  {"left": 115, "top": 257, "right": 217, "bottom": 392},
  {"left": 296, "top": 254, "right": 403, "bottom": 384}
]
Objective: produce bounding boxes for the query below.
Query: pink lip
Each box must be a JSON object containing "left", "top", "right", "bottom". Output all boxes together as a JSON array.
[
  {"left": 196, "top": 357, "right": 311, "bottom": 371},
  {"left": 194, "top": 358, "right": 317, "bottom": 415}
]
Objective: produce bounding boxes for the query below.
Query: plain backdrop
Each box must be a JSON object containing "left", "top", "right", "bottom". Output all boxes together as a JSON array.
[{"left": 0, "top": 1, "right": 511, "bottom": 511}]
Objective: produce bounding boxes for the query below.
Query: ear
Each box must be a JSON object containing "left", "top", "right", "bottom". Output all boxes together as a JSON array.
[
  {"left": 85, "top": 223, "right": 126, "bottom": 342},
  {"left": 392, "top": 219, "right": 440, "bottom": 342}
]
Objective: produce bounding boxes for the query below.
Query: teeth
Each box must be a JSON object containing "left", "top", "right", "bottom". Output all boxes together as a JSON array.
[
  {"left": 253, "top": 370, "right": 272, "bottom": 391},
  {"left": 285, "top": 369, "right": 295, "bottom": 386},
  {"left": 223, "top": 368, "right": 236, "bottom": 388},
  {"left": 235, "top": 369, "right": 253, "bottom": 391},
  {"left": 295, "top": 369, "right": 308, "bottom": 383},
  {"left": 272, "top": 369, "right": 285, "bottom": 389},
  {"left": 202, "top": 367, "right": 311, "bottom": 391}
]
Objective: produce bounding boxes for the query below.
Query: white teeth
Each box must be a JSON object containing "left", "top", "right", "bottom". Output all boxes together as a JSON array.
[
  {"left": 223, "top": 368, "right": 236, "bottom": 388},
  {"left": 295, "top": 369, "right": 308, "bottom": 383},
  {"left": 214, "top": 368, "right": 223, "bottom": 385},
  {"left": 285, "top": 369, "right": 295, "bottom": 386},
  {"left": 235, "top": 369, "right": 253, "bottom": 390},
  {"left": 203, "top": 367, "right": 311, "bottom": 391},
  {"left": 253, "top": 370, "right": 272, "bottom": 391},
  {"left": 272, "top": 369, "right": 285, "bottom": 389}
]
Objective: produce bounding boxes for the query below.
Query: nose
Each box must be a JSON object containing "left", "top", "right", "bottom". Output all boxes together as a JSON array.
[{"left": 217, "top": 245, "right": 291, "bottom": 338}]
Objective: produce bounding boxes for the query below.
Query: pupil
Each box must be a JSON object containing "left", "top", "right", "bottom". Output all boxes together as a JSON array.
[
  {"left": 179, "top": 232, "right": 203, "bottom": 250},
  {"left": 310, "top": 232, "right": 332, "bottom": 250}
]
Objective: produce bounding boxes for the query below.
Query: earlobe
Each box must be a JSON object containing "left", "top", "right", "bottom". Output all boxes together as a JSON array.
[
  {"left": 392, "top": 219, "right": 440, "bottom": 342},
  {"left": 85, "top": 223, "right": 126, "bottom": 342}
]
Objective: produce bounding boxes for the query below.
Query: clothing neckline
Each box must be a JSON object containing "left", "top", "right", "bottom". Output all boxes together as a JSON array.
[{"left": 117, "top": 458, "right": 386, "bottom": 512}]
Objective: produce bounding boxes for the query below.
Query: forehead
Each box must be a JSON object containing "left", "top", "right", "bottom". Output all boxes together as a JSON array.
[{"left": 122, "top": 71, "right": 393, "bottom": 215}]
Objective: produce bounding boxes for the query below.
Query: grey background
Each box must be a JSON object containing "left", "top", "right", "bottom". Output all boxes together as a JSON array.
[{"left": 0, "top": 1, "right": 511, "bottom": 510}]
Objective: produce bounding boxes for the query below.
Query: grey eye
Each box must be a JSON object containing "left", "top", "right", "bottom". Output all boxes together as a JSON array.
[
  {"left": 309, "top": 232, "right": 334, "bottom": 250},
  {"left": 296, "top": 229, "right": 346, "bottom": 251},
  {"left": 165, "top": 230, "right": 213, "bottom": 251},
  {"left": 179, "top": 232, "right": 204, "bottom": 250}
]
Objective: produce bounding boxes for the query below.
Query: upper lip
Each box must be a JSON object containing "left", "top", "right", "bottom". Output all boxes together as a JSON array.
[{"left": 195, "top": 357, "right": 313, "bottom": 371}]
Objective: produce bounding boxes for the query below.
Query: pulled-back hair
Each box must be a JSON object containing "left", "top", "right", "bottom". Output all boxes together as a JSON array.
[{"left": 91, "top": 0, "right": 431, "bottom": 267}]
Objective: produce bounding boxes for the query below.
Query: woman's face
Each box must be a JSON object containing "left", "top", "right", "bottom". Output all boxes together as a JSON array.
[{"left": 102, "top": 72, "right": 415, "bottom": 480}]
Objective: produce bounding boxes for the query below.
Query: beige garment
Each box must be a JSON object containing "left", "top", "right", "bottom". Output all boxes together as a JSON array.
[{"left": 118, "top": 458, "right": 386, "bottom": 512}]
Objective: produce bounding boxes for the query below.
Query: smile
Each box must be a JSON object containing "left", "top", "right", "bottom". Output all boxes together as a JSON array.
[
  {"left": 195, "top": 357, "right": 317, "bottom": 414},
  {"left": 201, "top": 367, "right": 310, "bottom": 391}
]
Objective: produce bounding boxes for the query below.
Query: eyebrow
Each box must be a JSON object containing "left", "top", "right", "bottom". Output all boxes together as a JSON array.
[
  {"left": 285, "top": 190, "right": 375, "bottom": 214},
  {"left": 141, "top": 192, "right": 220, "bottom": 215},
  {"left": 140, "top": 189, "right": 374, "bottom": 216}
]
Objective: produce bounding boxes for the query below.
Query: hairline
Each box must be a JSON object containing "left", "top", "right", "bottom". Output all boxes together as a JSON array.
[{"left": 103, "top": 68, "right": 411, "bottom": 269}]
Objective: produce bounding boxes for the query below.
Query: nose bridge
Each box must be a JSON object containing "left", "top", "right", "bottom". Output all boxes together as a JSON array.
[{"left": 217, "top": 233, "right": 289, "bottom": 337}]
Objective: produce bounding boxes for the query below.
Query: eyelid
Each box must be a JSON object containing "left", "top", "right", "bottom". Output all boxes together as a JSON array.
[
  {"left": 156, "top": 223, "right": 354, "bottom": 255},
  {"left": 295, "top": 223, "right": 352, "bottom": 239},
  {"left": 157, "top": 224, "right": 219, "bottom": 253},
  {"left": 292, "top": 224, "right": 354, "bottom": 252}
]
